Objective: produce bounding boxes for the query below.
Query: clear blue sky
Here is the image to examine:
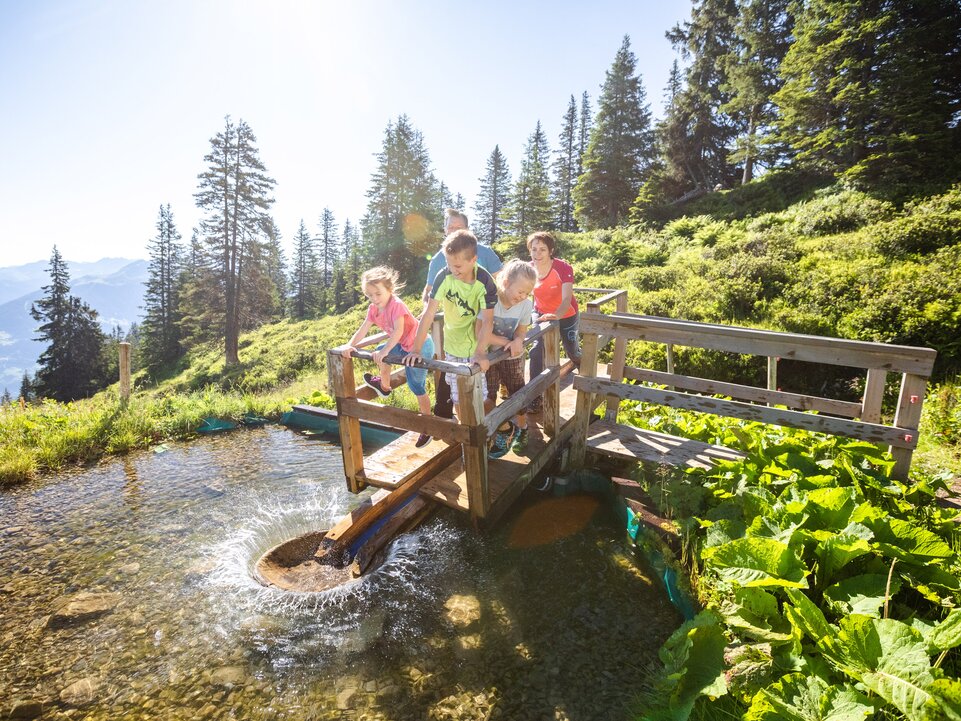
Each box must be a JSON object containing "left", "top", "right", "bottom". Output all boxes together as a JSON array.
[{"left": 0, "top": 0, "right": 691, "bottom": 268}]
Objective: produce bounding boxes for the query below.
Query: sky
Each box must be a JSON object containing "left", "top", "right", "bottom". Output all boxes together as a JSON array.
[{"left": 0, "top": 0, "right": 691, "bottom": 269}]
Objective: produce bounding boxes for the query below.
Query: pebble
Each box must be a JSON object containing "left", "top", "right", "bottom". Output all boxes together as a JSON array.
[
  {"left": 59, "top": 677, "right": 99, "bottom": 707},
  {"left": 8, "top": 699, "right": 45, "bottom": 719}
]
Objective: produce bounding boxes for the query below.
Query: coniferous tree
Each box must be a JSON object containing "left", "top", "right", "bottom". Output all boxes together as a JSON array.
[
  {"left": 317, "top": 208, "right": 339, "bottom": 313},
  {"left": 262, "top": 219, "right": 287, "bottom": 322},
  {"left": 190, "top": 116, "right": 277, "bottom": 365},
  {"left": 19, "top": 372, "right": 32, "bottom": 403},
  {"left": 362, "top": 115, "right": 442, "bottom": 284},
  {"left": 473, "top": 145, "right": 512, "bottom": 246},
  {"left": 289, "top": 220, "right": 318, "bottom": 320},
  {"left": 30, "top": 247, "right": 108, "bottom": 401},
  {"left": 661, "top": 1, "right": 740, "bottom": 193},
  {"left": 552, "top": 95, "right": 579, "bottom": 232},
  {"left": 341, "top": 219, "right": 362, "bottom": 308},
  {"left": 772, "top": 0, "right": 961, "bottom": 184},
  {"left": 574, "top": 36, "right": 656, "bottom": 229},
  {"left": 577, "top": 91, "right": 593, "bottom": 179},
  {"left": 1, "top": 388, "right": 10, "bottom": 406},
  {"left": 140, "top": 204, "right": 184, "bottom": 373},
  {"left": 506, "top": 121, "right": 553, "bottom": 242}
]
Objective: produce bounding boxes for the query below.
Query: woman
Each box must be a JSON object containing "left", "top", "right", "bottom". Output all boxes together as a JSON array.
[{"left": 526, "top": 231, "right": 581, "bottom": 413}]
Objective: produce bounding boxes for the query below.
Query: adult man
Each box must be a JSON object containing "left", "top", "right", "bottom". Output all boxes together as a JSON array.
[{"left": 422, "top": 209, "right": 503, "bottom": 418}]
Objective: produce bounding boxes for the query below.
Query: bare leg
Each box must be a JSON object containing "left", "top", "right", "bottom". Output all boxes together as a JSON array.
[
  {"left": 417, "top": 393, "right": 431, "bottom": 415},
  {"left": 378, "top": 361, "right": 391, "bottom": 392}
]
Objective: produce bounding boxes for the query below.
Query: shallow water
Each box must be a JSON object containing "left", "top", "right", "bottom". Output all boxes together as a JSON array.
[{"left": 0, "top": 426, "right": 680, "bottom": 721}]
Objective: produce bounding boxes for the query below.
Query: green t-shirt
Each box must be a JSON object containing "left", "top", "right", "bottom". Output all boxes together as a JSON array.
[{"left": 430, "top": 266, "right": 498, "bottom": 358}]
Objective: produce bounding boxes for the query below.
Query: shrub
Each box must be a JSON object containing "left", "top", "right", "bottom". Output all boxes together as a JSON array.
[
  {"left": 789, "top": 188, "right": 896, "bottom": 236},
  {"left": 874, "top": 212, "right": 961, "bottom": 256}
]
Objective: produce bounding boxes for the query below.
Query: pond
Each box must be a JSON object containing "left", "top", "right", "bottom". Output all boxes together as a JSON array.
[{"left": 0, "top": 426, "right": 681, "bottom": 721}]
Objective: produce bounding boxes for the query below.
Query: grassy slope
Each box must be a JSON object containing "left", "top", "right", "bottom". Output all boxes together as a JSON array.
[{"left": 3, "top": 173, "right": 959, "bottom": 484}]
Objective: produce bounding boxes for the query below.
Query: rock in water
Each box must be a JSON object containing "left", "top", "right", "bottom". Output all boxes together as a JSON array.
[
  {"left": 60, "top": 678, "right": 99, "bottom": 707},
  {"left": 8, "top": 700, "right": 45, "bottom": 719},
  {"left": 209, "top": 665, "right": 246, "bottom": 688},
  {"left": 47, "top": 592, "right": 121, "bottom": 628},
  {"left": 444, "top": 594, "right": 482, "bottom": 629}
]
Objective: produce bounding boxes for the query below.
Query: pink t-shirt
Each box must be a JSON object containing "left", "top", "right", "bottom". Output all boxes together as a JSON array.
[
  {"left": 532, "top": 258, "right": 578, "bottom": 319},
  {"left": 366, "top": 295, "right": 419, "bottom": 352}
]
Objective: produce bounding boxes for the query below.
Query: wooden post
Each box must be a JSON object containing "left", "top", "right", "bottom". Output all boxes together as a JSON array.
[
  {"left": 568, "top": 327, "right": 599, "bottom": 469},
  {"left": 861, "top": 368, "right": 887, "bottom": 424},
  {"left": 890, "top": 373, "right": 927, "bottom": 480},
  {"left": 458, "top": 372, "right": 489, "bottom": 525},
  {"left": 431, "top": 316, "right": 445, "bottom": 393},
  {"left": 329, "top": 349, "right": 366, "bottom": 493},
  {"left": 767, "top": 356, "right": 778, "bottom": 391},
  {"left": 606, "top": 293, "right": 628, "bottom": 420},
  {"left": 543, "top": 323, "right": 561, "bottom": 438},
  {"left": 118, "top": 342, "right": 131, "bottom": 401}
]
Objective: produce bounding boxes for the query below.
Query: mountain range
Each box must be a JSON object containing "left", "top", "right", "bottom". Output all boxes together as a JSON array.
[{"left": 0, "top": 258, "right": 148, "bottom": 394}]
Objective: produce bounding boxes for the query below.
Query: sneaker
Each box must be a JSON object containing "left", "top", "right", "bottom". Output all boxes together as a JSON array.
[
  {"left": 488, "top": 424, "right": 514, "bottom": 459},
  {"left": 534, "top": 475, "right": 553, "bottom": 492},
  {"left": 415, "top": 433, "right": 431, "bottom": 448},
  {"left": 363, "top": 373, "right": 391, "bottom": 398},
  {"left": 510, "top": 426, "right": 529, "bottom": 455}
]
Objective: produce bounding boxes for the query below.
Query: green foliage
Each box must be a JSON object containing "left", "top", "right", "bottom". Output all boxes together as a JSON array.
[{"left": 787, "top": 188, "right": 896, "bottom": 236}]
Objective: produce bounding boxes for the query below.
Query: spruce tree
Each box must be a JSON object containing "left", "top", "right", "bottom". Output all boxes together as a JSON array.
[
  {"left": 262, "top": 219, "right": 287, "bottom": 322},
  {"left": 19, "top": 372, "right": 32, "bottom": 403},
  {"left": 552, "top": 95, "right": 579, "bottom": 232},
  {"left": 577, "top": 91, "right": 592, "bottom": 179},
  {"left": 317, "top": 207, "right": 339, "bottom": 313},
  {"left": 506, "top": 121, "right": 553, "bottom": 242},
  {"left": 192, "top": 116, "right": 276, "bottom": 365},
  {"left": 473, "top": 145, "right": 512, "bottom": 246},
  {"left": 140, "top": 204, "right": 184, "bottom": 374},
  {"left": 1, "top": 388, "right": 10, "bottom": 406},
  {"left": 573, "top": 36, "right": 656, "bottom": 229},
  {"left": 289, "top": 220, "right": 318, "bottom": 320}
]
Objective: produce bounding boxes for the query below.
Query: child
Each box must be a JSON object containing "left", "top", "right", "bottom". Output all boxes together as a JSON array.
[
  {"left": 484, "top": 259, "right": 536, "bottom": 458},
  {"left": 404, "top": 230, "right": 497, "bottom": 415},
  {"left": 342, "top": 266, "right": 434, "bottom": 448}
]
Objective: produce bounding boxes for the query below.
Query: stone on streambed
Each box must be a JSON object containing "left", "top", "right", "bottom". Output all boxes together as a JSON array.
[
  {"left": 444, "top": 594, "right": 481, "bottom": 629},
  {"left": 8, "top": 699, "right": 46, "bottom": 719},
  {"left": 47, "top": 592, "right": 121, "bottom": 629},
  {"left": 209, "top": 665, "right": 247, "bottom": 688},
  {"left": 60, "top": 677, "right": 99, "bottom": 707}
]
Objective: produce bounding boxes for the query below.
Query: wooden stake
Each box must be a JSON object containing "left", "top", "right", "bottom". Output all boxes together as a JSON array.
[
  {"left": 458, "top": 372, "right": 489, "bottom": 525},
  {"left": 329, "top": 348, "right": 366, "bottom": 492},
  {"left": 119, "top": 342, "right": 131, "bottom": 402}
]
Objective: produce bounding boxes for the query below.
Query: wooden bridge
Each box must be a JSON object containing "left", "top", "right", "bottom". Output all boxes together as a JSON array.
[{"left": 325, "top": 287, "right": 937, "bottom": 531}]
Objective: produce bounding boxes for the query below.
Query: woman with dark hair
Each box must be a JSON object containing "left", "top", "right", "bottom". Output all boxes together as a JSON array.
[{"left": 526, "top": 231, "right": 581, "bottom": 413}]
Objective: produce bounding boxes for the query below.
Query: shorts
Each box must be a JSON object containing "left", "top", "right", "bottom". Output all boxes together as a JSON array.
[
  {"left": 445, "top": 352, "right": 488, "bottom": 407},
  {"left": 377, "top": 336, "right": 434, "bottom": 397},
  {"left": 485, "top": 356, "right": 525, "bottom": 403}
]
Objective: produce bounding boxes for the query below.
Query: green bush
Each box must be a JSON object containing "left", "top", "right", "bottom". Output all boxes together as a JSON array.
[{"left": 789, "top": 188, "right": 896, "bottom": 236}]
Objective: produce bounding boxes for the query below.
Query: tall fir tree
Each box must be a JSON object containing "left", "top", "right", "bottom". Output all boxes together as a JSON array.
[
  {"left": 262, "top": 219, "right": 287, "bottom": 322},
  {"left": 140, "top": 204, "right": 183, "bottom": 373},
  {"left": 19, "top": 371, "right": 32, "bottom": 403},
  {"left": 577, "top": 91, "right": 593, "bottom": 179},
  {"left": 573, "top": 36, "right": 656, "bottom": 229},
  {"left": 317, "top": 207, "right": 339, "bottom": 313},
  {"left": 772, "top": 0, "right": 961, "bottom": 184},
  {"left": 341, "top": 219, "right": 362, "bottom": 308},
  {"left": 661, "top": 0, "right": 740, "bottom": 194},
  {"left": 473, "top": 145, "right": 512, "bottom": 246},
  {"left": 362, "top": 115, "right": 442, "bottom": 284},
  {"left": 552, "top": 95, "right": 579, "bottom": 232},
  {"left": 190, "top": 116, "right": 277, "bottom": 365},
  {"left": 506, "top": 121, "right": 553, "bottom": 242},
  {"left": 1, "top": 388, "right": 10, "bottom": 406},
  {"left": 30, "top": 247, "right": 109, "bottom": 401},
  {"left": 289, "top": 220, "right": 318, "bottom": 320}
]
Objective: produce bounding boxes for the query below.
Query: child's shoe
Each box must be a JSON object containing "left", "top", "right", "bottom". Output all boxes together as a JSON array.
[
  {"left": 510, "top": 425, "right": 529, "bottom": 454},
  {"left": 363, "top": 373, "right": 391, "bottom": 398},
  {"left": 489, "top": 423, "right": 514, "bottom": 459},
  {"left": 415, "top": 433, "right": 432, "bottom": 448}
]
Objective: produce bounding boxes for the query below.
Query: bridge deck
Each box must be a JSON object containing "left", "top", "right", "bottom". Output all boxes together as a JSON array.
[{"left": 585, "top": 418, "right": 745, "bottom": 469}]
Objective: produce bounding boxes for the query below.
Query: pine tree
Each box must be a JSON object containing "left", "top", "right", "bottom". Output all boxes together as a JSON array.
[
  {"left": 1, "top": 388, "right": 10, "bottom": 406},
  {"left": 506, "top": 121, "right": 553, "bottom": 241},
  {"left": 262, "top": 219, "right": 287, "bottom": 322},
  {"left": 362, "top": 115, "right": 442, "bottom": 284},
  {"left": 341, "top": 219, "right": 363, "bottom": 308},
  {"left": 192, "top": 116, "right": 276, "bottom": 365},
  {"left": 30, "top": 247, "right": 109, "bottom": 401},
  {"left": 289, "top": 220, "right": 318, "bottom": 320},
  {"left": 473, "top": 145, "right": 512, "bottom": 246},
  {"left": 453, "top": 193, "right": 466, "bottom": 212},
  {"left": 577, "top": 91, "right": 593, "bottom": 179},
  {"left": 721, "top": 0, "right": 793, "bottom": 183},
  {"left": 573, "top": 36, "right": 657, "bottom": 229},
  {"left": 662, "top": 0, "right": 740, "bottom": 193},
  {"left": 19, "top": 372, "right": 32, "bottom": 403},
  {"left": 140, "top": 204, "right": 184, "bottom": 373},
  {"left": 772, "top": 0, "right": 961, "bottom": 184},
  {"left": 552, "top": 95, "right": 579, "bottom": 232},
  {"left": 317, "top": 208, "right": 339, "bottom": 313}
]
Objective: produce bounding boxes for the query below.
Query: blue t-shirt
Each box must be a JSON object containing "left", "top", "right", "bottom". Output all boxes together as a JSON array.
[{"left": 427, "top": 243, "right": 502, "bottom": 288}]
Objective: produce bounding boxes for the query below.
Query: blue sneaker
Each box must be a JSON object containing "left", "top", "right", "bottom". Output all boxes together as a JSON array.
[{"left": 489, "top": 424, "right": 514, "bottom": 459}]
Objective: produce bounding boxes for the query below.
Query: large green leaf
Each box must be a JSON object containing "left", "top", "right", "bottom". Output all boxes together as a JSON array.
[
  {"left": 710, "top": 537, "right": 810, "bottom": 589},
  {"left": 784, "top": 588, "right": 834, "bottom": 646},
  {"left": 928, "top": 609, "right": 961, "bottom": 654},
  {"left": 870, "top": 518, "right": 954, "bottom": 564},
  {"left": 815, "top": 523, "right": 874, "bottom": 585},
  {"left": 719, "top": 588, "right": 795, "bottom": 645},
  {"left": 925, "top": 677, "right": 961, "bottom": 721},
  {"left": 655, "top": 610, "right": 728, "bottom": 720},
  {"left": 823, "top": 573, "right": 901, "bottom": 617},
  {"left": 827, "top": 615, "right": 935, "bottom": 721},
  {"left": 803, "top": 487, "right": 859, "bottom": 532},
  {"left": 744, "top": 673, "right": 874, "bottom": 721}
]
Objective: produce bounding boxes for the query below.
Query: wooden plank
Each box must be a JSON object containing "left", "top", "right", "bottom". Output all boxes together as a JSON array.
[
  {"left": 567, "top": 328, "right": 600, "bottom": 468},
  {"left": 767, "top": 356, "right": 777, "bottom": 393},
  {"left": 543, "top": 323, "right": 561, "bottom": 439},
  {"left": 458, "top": 373, "right": 489, "bottom": 523},
  {"left": 861, "top": 368, "right": 887, "bottom": 424},
  {"left": 579, "top": 312, "right": 937, "bottom": 376},
  {"left": 339, "top": 398, "right": 470, "bottom": 445},
  {"left": 574, "top": 375, "right": 917, "bottom": 449},
  {"left": 586, "top": 419, "right": 744, "bottom": 470},
  {"left": 351, "top": 496, "right": 434, "bottom": 576},
  {"left": 328, "top": 350, "right": 366, "bottom": 493},
  {"left": 362, "top": 432, "right": 463, "bottom": 489},
  {"left": 605, "top": 293, "right": 628, "bottom": 420},
  {"left": 485, "top": 366, "right": 559, "bottom": 435},
  {"left": 891, "top": 373, "right": 927, "bottom": 480},
  {"left": 616, "top": 366, "right": 864, "bottom": 418}
]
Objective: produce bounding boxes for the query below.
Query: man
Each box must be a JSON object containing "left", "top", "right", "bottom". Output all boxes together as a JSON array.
[{"left": 422, "top": 209, "right": 503, "bottom": 418}]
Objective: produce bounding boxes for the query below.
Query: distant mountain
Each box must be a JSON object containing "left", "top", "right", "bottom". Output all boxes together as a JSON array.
[
  {"left": 0, "top": 259, "right": 148, "bottom": 393},
  {"left": 0, "top": 258, "right": 139, "bottom": 306}
]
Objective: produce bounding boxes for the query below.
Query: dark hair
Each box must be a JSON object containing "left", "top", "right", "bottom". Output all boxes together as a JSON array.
[
  {"left": 526, "top": 231, "right": 556, "bottom": 258},
  {"left": 443, "top": 229, "right": 478, "bottom": 258}
]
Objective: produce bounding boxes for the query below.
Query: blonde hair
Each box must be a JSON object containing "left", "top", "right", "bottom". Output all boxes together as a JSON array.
[
  {"left": 497, "top": 258, "right": 537, "bottom": 300},
  {"left": 361, "top": 266, "right": 405, "bottom": 295}
]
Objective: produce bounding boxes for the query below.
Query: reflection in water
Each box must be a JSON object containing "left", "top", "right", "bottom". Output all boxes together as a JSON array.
[{"left": 0, "top": 427, "right": 680, "bottom": 720}]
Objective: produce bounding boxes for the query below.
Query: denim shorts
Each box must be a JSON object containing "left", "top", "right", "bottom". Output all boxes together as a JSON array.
[{"left": 377, "top": 335, "right": 434, "bottom": 397}]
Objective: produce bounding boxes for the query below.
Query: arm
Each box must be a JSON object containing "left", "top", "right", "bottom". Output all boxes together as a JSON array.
[
  {"left": 372, "top": 321, "right": 405, "bottom": 364},
  {"left": 403, "top": 299, "right": 439, "bottom": 366},
  {"left": 506, "top": 322, "right": 528, "bottom": 358},
  {"left": 472, "top": 308, "right": 494, "bottom": 372},
  {"left": 341, "top": 319, "right": 374, "bottom": 357}
]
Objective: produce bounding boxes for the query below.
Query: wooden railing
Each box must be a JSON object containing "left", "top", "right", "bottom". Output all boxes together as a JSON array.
[{"left": 568, "top": 312, "right": 937, "bottom": 480}]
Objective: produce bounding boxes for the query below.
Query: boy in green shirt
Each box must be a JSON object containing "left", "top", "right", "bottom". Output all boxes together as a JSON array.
[{"left": 404, "top": 229, "right": 497, "bottom": 409}]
